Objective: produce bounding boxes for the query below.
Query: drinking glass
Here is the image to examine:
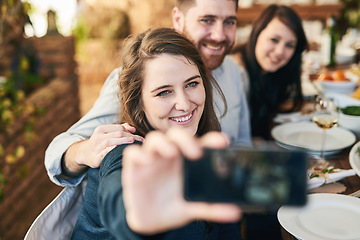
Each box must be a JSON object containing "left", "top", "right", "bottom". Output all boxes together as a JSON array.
[{"left": 311, "top": 95, "right": 339, "bottom": 166}]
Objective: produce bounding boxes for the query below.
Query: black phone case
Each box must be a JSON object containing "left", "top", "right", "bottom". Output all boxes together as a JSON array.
[{"left": 184, "top": 147, "right": 308, "bottom": 208}]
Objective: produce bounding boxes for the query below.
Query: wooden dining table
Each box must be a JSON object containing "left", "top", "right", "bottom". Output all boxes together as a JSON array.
[{"left": 280, "top": 138, "right": 360, "bottom": 240}]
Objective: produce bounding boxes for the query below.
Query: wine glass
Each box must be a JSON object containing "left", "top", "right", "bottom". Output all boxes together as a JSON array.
[{"left": 311, "top": 95, "right": 339, "bottom": 166}]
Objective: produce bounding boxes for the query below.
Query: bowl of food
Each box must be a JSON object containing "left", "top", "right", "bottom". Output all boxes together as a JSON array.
[
  {"left": 318, "top": 70, "right": 358, "bottom": 94},
  {"left": 339, "top": 105, "right": 360, "bottom": 137}
]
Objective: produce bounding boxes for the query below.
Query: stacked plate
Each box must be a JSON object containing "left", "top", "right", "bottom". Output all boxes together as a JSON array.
[
  {"left": 278, "top": 193, "right": 360, "bottom": 240},
  {"left": 349, "top": 140, "right": 360, "bottom": 177},
  {"left": 271, "top": 122, "right": 356, "bottom": 156}
]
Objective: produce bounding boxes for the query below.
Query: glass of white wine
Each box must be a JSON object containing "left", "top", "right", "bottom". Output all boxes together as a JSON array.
[{"left": 311, "top": 95, "right": 339, "bottom": 165}]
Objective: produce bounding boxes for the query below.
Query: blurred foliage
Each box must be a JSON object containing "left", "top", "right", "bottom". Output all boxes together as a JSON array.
[
  {"left": 0, "top": 71, "right": 45, "bottom": 201},
  {"left": 341, "top": 0, "right": 360, "bottom": 29},
  {"left": 72, "top": 5, "right": 130, "bottom": 44},
  {"left": 0, "top": 0, "right": 32, "bottom": 51},
  {"left": 0, "top": 0, "right": 44, "bottom": 201},
  {"left": 338, "top": 0, "right": 360, "bottom": 35}
]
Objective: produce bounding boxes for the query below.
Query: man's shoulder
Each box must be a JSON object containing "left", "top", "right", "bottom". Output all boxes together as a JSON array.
[
  {"left": 214, "top": 56, "right": 247, "bottom": 80},
  {"left": 222, "top": 56, "right": 246, "bottom": 73},
  {"left": 106, "top": 67, "right": 122, "bottom": 82}
]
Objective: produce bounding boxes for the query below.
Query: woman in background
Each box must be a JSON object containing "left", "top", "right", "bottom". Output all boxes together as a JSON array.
[
  {"left": 232, "top": 5, "right": 308, "bottom": 239},
  {"left": 232, "top": 4, "right": 308, "bottom": 140}
]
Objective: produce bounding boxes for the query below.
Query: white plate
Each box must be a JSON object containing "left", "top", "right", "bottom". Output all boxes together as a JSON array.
[
  {"left": 275, "top": 140, "right": 341, "bottom": 156},
  {"left": 271, "top": 122, "right": 356, "bottom": 154},
  {"left": 349, "top": 141, "right": 360, "bottom": 178},
  {"left": 278, "top": 193, "right": 360, "bottom": 240}
]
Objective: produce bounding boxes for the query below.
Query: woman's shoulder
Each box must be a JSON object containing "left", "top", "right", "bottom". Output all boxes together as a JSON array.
[
  {"left": 100, "top": 141, "right": 142, "bottom": 175},
  {"left": 105, "top": 141, "right": 142, "bottom": 159}
]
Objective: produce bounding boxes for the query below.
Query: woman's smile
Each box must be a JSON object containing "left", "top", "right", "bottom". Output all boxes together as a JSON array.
[{"left": 169, "top": 110, "right": 194, "bottom": 124}]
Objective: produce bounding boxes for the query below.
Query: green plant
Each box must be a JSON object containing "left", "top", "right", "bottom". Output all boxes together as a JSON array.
[
  {"left": 0, "top": 0, "right": 32, "bottom": 50},
  {"left": 0, "top": 76, "right": 45, "bottom": 200},
  {"left": 0, "top": 0, "right": 45, "bottom": 201},
  {"left": 338, "top": 0, "right": 360, "bottom": 35}
]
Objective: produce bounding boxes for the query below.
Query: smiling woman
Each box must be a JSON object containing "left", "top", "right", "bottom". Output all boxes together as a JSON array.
[
  {"left": 230, "top": 4, "right": 309, "bottom": 240},
  {"left": 68, "top": 27, "right": 243, "bottom": 240},
  {"left": 231, "top": 4, "right": 308, "bottom": 140},
  {"left": 117, "top": 27, "right": 225, "bottom": 137},
  {"left": 141, "top": 54, "right": 205, "bottom": 135}
]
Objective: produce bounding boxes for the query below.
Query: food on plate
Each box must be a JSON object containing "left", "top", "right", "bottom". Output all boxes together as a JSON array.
[
  {"left": 308, "top": 160, "right": 336, "bottom": 179},
  {"left": 341, "top": 105, "right": 360, "bottom": 116},
  {"left": 317, "top": 72, "right": 333, "bottom": 81},
  {"left": 353, "top": 87, "right": 360, "bottom": 100},
  {"left": 317, "top": 70, "right": 350, "bottom": 82},
  {"left": 349, "top": 65, "right": 360, "bottom": 82},
  {"left": 333, "top": 70, "right": 347, "bottom": 81}
]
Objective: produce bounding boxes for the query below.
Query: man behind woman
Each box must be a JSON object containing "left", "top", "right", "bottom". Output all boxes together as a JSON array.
[
  {"left": 44, "top": 0, "right": 251, "bottom": 187},
  {"left": 71, "top": 27, "right": 243, "bottom": 240}
]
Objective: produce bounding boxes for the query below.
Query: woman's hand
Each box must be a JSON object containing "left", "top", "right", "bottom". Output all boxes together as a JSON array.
[{"left": 122, "top": 128, "right": 242, "bottom": 235}]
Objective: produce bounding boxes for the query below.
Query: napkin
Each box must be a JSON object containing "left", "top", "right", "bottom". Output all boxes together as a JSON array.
[
  {"left": 273, "top": 112, "right": 311, "bottom": 124},
  {"left": 307, "top": 168, "right": 356, "bottom": 190}
]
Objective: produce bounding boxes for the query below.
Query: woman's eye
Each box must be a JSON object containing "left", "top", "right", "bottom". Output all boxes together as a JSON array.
[
  {"left": 156, "top": 90, "right": 171, "bottom": 97},
  {"left": 186, "top": 81, "right": 199, "bottom": 88},
  {"left": 271, "top": 38, "right": 279, "bottom": 43},
  {"left": 286, "top": 43, "right": 296, "bottom": 49}
]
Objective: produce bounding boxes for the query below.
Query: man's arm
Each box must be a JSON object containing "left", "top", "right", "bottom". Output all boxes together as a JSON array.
[{"left": 45, "top": 68, "right": 143, "bottom": 186}]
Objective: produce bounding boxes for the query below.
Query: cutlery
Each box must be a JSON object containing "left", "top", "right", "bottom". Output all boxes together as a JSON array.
[{"left": 349, "top": 189, "right": 360, "bottom": 198}]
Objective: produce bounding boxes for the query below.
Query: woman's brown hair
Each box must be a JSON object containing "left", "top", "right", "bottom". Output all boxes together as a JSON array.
[{"left": 118, "top": 28, "right": 226, "bottom": 137}]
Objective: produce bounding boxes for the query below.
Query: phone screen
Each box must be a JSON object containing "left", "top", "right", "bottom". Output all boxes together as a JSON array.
[{"left": 184, "top": 147, "right": 308, "bottom": 208}]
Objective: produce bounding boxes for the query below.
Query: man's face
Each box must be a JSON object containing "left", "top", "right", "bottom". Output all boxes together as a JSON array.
[{"left": 173, "top": 0, "right": 237, "bottom": 70}]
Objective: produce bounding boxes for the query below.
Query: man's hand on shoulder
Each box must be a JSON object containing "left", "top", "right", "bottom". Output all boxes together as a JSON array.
[{"left": 63, "top": 123, "right": 144, "bottom": 175}]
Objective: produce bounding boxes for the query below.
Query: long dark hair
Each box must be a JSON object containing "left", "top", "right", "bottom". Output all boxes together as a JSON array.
[
  {"left": 232, "top": 4, "right": 308, "bottom": 139},
  {"left": 118, "top": 28, "right": 226, "bottom": 137}
]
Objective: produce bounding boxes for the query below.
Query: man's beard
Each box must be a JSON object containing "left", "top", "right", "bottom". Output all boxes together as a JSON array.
[
  {"left": 200, "top": 48, "right": 227, "bottom": 70},
  {"left": 183, "top": 28, "right": 233, "bottom": 70}
]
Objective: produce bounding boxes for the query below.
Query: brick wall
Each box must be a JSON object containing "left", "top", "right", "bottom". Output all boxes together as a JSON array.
[
  {"left": 0, "top": 77, "right": 80, "bottom": 240},
  {"left": 29, "top": 35, "right": 77, "bottom": 81},
  {"left": 0, "top": 36, "right": 76, "bottom": 82},
  {"left": 0, "top": 36, "right": 80, "bottom": 239}
]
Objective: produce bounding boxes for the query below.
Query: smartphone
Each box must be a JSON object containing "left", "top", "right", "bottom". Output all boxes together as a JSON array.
[{"left": 184, "top": 147, "right": 308, "bottom": 209}]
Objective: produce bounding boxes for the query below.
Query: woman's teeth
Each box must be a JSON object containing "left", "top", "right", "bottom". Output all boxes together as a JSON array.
[{"left": 171, "top": 113, "right": 192, "bottom": 123}]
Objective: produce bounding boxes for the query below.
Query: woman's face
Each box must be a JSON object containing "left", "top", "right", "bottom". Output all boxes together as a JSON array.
[
  {"left": 142, "top": 54, "right": 205, "bottom": 136},
  {"left": 255, "top": 17, "right": 297, "bottom": 73}
]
